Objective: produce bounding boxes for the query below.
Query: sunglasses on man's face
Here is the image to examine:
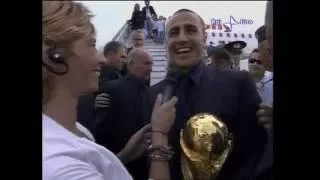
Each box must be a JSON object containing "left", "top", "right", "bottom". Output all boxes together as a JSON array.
[{"left": 249, "top": 58, "right": 262, "bottom": 65}]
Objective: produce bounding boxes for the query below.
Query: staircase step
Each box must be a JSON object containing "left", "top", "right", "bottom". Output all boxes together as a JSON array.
[
  {"left": 151, "top": 72, "right": 167, "bottom": 78},
  {"left": 148, "top": 49, "right": 167, "bottom": 52},
  {"left": 143, "top": 41, "right": 168, "bottom": 86},
  {"left": 152, "top": 66, "right": 167, "bottom": 72},
  {"left": 144, "top": 46, "right": 165, "bottom": 49},
  {"left": 153, "top": 61, "right": 167, "bottom": 66},
  {"left": 150, "top": 52, "right": 166, "bottom": 56},
  {"left": 152, "top": 56, "right": 167, "bottom": 60}
]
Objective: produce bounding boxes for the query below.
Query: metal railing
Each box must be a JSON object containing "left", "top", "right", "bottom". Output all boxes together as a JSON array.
[{"left": 111, "top": 21, "right": 132, "bottom": 48}]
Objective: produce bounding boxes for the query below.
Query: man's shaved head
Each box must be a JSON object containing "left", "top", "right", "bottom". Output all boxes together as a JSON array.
[
  {"left": 166, "top": 9, "right": 206, "bottom": 36},
  {"left": 165, "top": 8, "right": 207, "bottom": 69},
  {"left": 128, "top": 48, "right": 152, "bottom": 64},
  {"left": 127, "top": 48, "right": 153, "bottom": 79}
]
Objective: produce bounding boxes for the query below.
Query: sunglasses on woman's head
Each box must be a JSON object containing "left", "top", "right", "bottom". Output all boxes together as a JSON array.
[{"left": 249, "top": 58, "right": 262, "bottom": 65}]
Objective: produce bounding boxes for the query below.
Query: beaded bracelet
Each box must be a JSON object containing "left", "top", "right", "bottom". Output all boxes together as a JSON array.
[{"left": 148, "top": 145, "right": 174, "bottom": 161}]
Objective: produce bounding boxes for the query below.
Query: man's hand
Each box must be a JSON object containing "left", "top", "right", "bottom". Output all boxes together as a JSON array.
[
  {"left": 94, "top": 93, "right": 111, "bottom": 109},
  {"left": 257, "top": 103, "right": 273, "bottom": 132},
  {"left": 117, "top": 124, "right": 152, "bottom": 164}
]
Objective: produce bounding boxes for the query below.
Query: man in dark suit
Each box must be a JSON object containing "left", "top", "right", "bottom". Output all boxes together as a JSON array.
[
  {"left": 124, "top": 30, "right": 146, "bottom": 77},
  {"left": 126, "top": 29, "right": 151, "bottom": 87},
  {"left": 142, "top": 0, "right": 157, "bottom": 39},
  {"left": 77, "top": 41, "right": 127, "bottom": 131},
  {"left": 149, "top": 9, "right": 268, "bottom": 180},
  {"left": 100, "top": 41, "right": 128, "bottom": 84},
  {"left": 94, "top": 48, "right": 153, "bottom": 180}
]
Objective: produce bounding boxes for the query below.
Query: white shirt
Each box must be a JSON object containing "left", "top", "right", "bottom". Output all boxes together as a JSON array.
[
  {"left": 157, "top": 20, "right": 165, "bottom": 32},
  {"left": 152, "top": 19, "right": 158, "bottom": 30},
  {"left": 256, "top": 72, "right": 273, "bottom": 107},
  {"left": 76, "top": 122, "right": 95, "bottom": 141},
  {"left": 146, "top": 7, "right": 151, "bottom": 18},
  {"left": 43, "top": 114, "right": 132, "bottom": 180}
]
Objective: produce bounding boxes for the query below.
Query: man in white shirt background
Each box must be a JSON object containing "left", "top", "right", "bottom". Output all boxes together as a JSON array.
[
  {"left": 156, "top": 16, "right": 166, "bottom": 44},
  {"left": 248, "top": 48, "right": 273, "bottom": 106},
  {"left": 255, "top": 25, "right": 273, "bottom": 127}
]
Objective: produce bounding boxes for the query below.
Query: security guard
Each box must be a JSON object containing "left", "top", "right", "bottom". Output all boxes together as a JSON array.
[{"left": 224, "top": 40, "right": 247, "bottom": 70}]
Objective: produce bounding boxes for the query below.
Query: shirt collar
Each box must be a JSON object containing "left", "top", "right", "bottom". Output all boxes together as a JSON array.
[
  {"left": 187, "top": 61, "right": 205, "bottom": 87},
  {"left": 256, "top": 72, "right": 273, "bottom": 88},
  {"left": 263, "top": 72, "right": 273, "bottom": 83},
  {"left": 43, "top": 114, "right": 77, "bottom": 139}
]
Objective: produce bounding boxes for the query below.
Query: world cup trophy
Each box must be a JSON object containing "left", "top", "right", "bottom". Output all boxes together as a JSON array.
[{"left": 180, "top": 113, "right": 233, "bottom": 180}]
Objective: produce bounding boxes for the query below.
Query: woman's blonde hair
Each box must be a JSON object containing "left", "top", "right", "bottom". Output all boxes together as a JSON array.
[
  {"left": 43, "top": 1, "right": 95, "bottom": 51},
  {"left": 42, "top": 1, "right": 95, "bottom": 104}
]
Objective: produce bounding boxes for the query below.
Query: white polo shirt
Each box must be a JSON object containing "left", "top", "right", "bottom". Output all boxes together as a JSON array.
[{"left": 43, "top": 114, "right": 133, "bottom": 180}]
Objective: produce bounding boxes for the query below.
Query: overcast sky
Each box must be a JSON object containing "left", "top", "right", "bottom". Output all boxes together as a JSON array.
[{"left": 80, "top": 1, "right": 267, "bottom": 48}]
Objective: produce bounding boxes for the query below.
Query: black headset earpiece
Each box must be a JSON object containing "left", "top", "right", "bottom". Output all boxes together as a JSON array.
[
  {"left": 47, "top": 48, "right": 64, "bottom": 63},
  {"left": 43, "top": 47, "right": 68, "bottom": 75}
]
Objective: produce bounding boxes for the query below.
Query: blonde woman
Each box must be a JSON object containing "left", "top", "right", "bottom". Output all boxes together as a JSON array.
[{"left": 43, "top": 1, "right": 177, "bottom": 180}]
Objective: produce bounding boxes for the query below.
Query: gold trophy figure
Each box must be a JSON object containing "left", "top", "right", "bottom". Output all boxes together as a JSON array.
[{"left": 180, "top": 113, "right": 233, "bottom": 180}]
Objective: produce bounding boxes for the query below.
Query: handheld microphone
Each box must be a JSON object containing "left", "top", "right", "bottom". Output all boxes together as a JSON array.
[{"left": 161, "top": 69, "right": 180, "bottom": 103}]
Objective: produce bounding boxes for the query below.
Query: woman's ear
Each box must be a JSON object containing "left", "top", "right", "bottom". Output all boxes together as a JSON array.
[{"left": 42, "top": 42, "right": 50, "bottom": 63}]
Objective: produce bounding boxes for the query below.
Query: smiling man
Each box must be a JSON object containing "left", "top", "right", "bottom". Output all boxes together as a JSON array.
[{"left": 150, "top": 9, "right": 268, "bottom": 180}]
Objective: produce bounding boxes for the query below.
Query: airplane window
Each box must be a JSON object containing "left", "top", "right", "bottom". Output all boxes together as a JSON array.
[
  {"left": 219, "top": 33, "right": 223, "bottom": 37},
  {"left": 227, "top": 33, "right": 230, "bottom": 37},
  {"left": 211, "top": 32, "right": 215, "bottom": 37},
  {"left": 248, "top": 34, "right": 252, "bottom": 38},
  {"left": 234, "top": 33, "right": 238, "bottom": 38},
  {"left": 241, "top": 33, "right": 245, "bottom": 38}
]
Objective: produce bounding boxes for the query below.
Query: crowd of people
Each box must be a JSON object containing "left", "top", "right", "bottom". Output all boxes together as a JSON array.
[
  {"left": 43, "top": 0, "right": 273, "bottom": 180},
  {"left": 128, "top": 1, "right": 166, "bottom": 44}
]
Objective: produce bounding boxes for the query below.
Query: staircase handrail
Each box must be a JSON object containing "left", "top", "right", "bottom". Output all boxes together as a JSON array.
[{"left": 111, "top": 20, "right": 132, "bottom": 48}]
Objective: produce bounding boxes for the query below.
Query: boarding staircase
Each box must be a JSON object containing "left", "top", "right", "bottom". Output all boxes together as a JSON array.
[
  {"left": 112, "top": 22, "right": 168, "bottom": 86},
  {"left": 144, "top": 39, "right": 167, "bottom": 85}
]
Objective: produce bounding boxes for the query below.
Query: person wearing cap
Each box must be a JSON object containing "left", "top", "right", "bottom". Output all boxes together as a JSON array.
[
  {"left": 224, "top": 40, "right": 247, "bottom": 71},
  {"left": 208, "top": 47, "right": 233, "bottom": 70}
]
